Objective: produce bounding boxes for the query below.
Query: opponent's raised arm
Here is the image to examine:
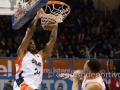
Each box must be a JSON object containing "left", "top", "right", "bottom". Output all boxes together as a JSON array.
[
  {"left": 72, "top": 79, "right": 79, "bottom": 90},
  {"left": 17, "top": 10, "right": 43, "bottom": 58},
  {"left": 72, "top": 70, "right": 82, "bottom": 90},
  {"left": 39, "top": 25, "right": 58, "bottom": 60}
]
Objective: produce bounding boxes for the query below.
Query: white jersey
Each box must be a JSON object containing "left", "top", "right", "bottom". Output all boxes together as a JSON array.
[
  {"left": 81, "top": 74, "right": 105, "bottom": 90},
  {"left": 14, "top": 51, "right": 43, "bottom": 89}
]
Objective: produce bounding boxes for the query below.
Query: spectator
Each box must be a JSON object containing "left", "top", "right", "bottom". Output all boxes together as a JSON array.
[
  {"left": 103, "top": 40, "right": 112, "bottom": 56},
  {"left": 108, "top": 71, "right": 120, "bottom": 90},
  {"left": 73, "top": 45, "right": 81, "bottom": 58},
  {"left": 42, "top": 32, "right": 49, "bottom": 45},
  {"left": 97, "top": 52, "right": 104, "bottom": 58},
  {"left": 57, "top": 86, "right": 62, "bottom": 90},
  {"left": 108, "top": 35, "right": 117, "bottom": 47},
  {"left": 3, "top": 80, "right": 13, "bottom": 90},
  {"left": 66, "top": 45, "right": 74, "bottom": 58},
  {"left": 5, "top": 37, "right": 15, "bottom": 53},
  {"left": 39, "top": 43, "right": 44, "bottom": 50},
  {"left": 58, "top": 33, "right": 66, "bottom": 44},
  {"left": 0, "top": 32, "right": 3, "bottom": 40},
  {"left": 96, "top": 40, "right": 103, "bottom": 53},
  {"left": 0, "top": 47, "right": 6, "bottom": 57},
  {"left": 6, "top": 49, "right": 11, "bottom": 57},
  {"left": 1, "top": 37, "right": 6, "bottom": 47},
  {"left": 113, "top": 47, "right": 120, "bottom": 73},
  {"left": 35, "top": 38, "right": 41, "bottom": 50},
  {"left": 51, "top": 48, "right": 59, "bottom": 58},
  {"left": 59, "top": 45, "right": 65, "bottom": 58},
  {"left": 80, "top": 45, "right": 86, "bottom": 58},
  {"left": 91, "top": 23, "right": 97, "bottom": 35},
  {"left": 55, "top": 39, "right": 62, "bottom": 49},
  {"left": 78, "top": 29, "right": 84, "bottom": 43},
  {"left": 87, "top": 0, "right": 94, "bottom": 13},
  {"left": 15, "top": 33, "right": 23, "bottom": 45},
  {"left": 44, "top": 87, "right": 48, "bottom": 90},
  {"left": 84, "top": 35, "right": 91, "bottom": 45},
  {"left": 4, "top": 27, "right": 13, "bottom": 38}
]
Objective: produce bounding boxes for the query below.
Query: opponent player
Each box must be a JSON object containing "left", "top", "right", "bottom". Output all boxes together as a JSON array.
[
  {"left": 59, "top": 58, "right": 106, "bottom": 90},
  {"left": 13, "top": 9, "right": 58, "bottom": 90}
]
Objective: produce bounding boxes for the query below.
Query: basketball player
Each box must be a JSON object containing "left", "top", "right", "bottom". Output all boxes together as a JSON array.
[
  {"left": 59, "top": 58, "right": 106, "bottom": 90},
  {"left": 13, "top": 9, "right": 58, "bottom": 90}
]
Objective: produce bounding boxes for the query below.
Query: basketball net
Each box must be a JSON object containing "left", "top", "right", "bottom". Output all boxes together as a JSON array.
[{"left": 41, "top": 1, "right": 71, "bottom": 27}]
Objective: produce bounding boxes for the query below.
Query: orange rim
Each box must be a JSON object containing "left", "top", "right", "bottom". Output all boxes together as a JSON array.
[{"left": 46, "top": 1, "right": 71, "bottom": 17}]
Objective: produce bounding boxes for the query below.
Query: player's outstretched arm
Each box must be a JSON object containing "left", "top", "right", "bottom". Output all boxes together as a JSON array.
[
  {"left": 72, "top": 70, "right": 81, "bottom": 90},
  {"left": 17, "top": 10, "right": 43, "bottom": 59},
  {"left": 58, "top": 73, "right": 73, "bottom": 80},
  {"left": 39, "top": 25, "right": 58, "bottom": 61},
  {"left": 72, "top": 79, "right": 79, "bottom": 90}
]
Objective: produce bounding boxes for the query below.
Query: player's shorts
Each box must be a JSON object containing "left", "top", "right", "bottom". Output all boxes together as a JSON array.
[{"left": 13, "top": 81, "right": 38, "bottom": 90}]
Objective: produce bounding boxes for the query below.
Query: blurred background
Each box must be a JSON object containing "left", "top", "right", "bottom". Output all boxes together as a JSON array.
[{"left": 0, "top": 0, "right": 120, "bottom": 90}]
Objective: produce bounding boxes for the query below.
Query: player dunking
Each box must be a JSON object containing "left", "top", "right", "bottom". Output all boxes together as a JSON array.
[
  {"left": 59, "top": 58, "right": 106, "bottom": 90},
  {"left": 13, "top": 9, "right": 58, "bottom": 90}
]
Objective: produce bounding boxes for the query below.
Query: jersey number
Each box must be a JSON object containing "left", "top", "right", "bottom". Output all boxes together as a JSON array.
[{"left": 34, "top": 68, "right": 40, "bottom": 75}]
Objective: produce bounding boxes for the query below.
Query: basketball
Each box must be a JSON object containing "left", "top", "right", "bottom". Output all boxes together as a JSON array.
[
  {"left": 41, "top": 13, "right": 59, "bottom": 30},
  {"left": 43, "top": 21, "right": 57, "bottom": 30}
]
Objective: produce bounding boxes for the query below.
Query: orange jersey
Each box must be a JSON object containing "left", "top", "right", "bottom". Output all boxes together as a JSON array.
[
  {"left": 13, "top": 51, "right": 43, "bottom": 90},
  {"left": 81, "top": 74, "right": 105, "bottom": 90}
]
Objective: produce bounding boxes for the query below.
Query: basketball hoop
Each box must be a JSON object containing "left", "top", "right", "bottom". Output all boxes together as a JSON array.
[{"left": 41, "top": 1, "right": 71, "bottom": 28}]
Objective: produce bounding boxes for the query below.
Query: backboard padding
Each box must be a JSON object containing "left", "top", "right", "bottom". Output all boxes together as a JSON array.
[{"left": 12, "top": 0, "right": 48, "bottom": 30}]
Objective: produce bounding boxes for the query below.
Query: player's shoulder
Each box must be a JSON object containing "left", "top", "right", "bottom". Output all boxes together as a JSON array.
[
  {"left": 18, "top": 51, "right": 29, "bottom": 58},
  {"left": 85, "top": 82, "right": 102, "bottom": 90},
  {"left": 37, "top": 50, "right": 43, "bottom": 57},
  {"left": 16, "top": 51, "right": 29, "bottom": 63}
]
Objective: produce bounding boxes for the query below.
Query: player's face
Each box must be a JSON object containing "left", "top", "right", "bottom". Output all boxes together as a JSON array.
[
  {"left": 28, "top": 40, "right": 36, "bottom": 52},
  {"left": 57, "top": 87, "right": 62, "bottom": 90},
  {"left": 83, "top": 60, "right": 90, "bottom": 73},
  {"left": 44, "top": 88, "right": 48, "bottom": 90},
  {"left": 8, "top": 81, "right": 12, "bottom": 85}
]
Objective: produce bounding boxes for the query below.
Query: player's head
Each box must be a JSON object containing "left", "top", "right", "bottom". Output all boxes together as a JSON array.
[
  {"left": 8, "top": 80, "right": 12, "bottom": 85},
  {"left": 57, "top": 86, "right": 62, "bottom": 90},
  {"left": 83, "top": 58, "right": 101, "bottom": 73},
  {"left": 27, "top": 39, "right": 36, "bottom": 53},
  {"left": 44, "top": 87, "right": 48, "bottom": 90}
]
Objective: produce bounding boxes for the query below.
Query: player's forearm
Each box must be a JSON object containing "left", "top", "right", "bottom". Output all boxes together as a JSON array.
[
  {"left": 49, "top": 26, "right": 58, "bottom": 40},
  {"left": 72, "top": 79, "right": 79, "bottom": 90},
  {"left": 28, "top": 16, "right": 39, "bottom": 32}
]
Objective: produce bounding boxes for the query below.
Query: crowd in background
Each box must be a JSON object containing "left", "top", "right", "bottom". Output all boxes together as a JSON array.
[
  {"left": 0, "top": 0, "right": 120, "bottom": 59},
  {"left": 0, "top": 0, "right": 120, "bottom": 90}
]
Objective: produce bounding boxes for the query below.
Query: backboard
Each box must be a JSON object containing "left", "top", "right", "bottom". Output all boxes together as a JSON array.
[
  {"left": 12, "top": 0, "right": 48, "bottom": 30},
  {"left": 0, "top": 0, "right": 48, "bottom": 30}
]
